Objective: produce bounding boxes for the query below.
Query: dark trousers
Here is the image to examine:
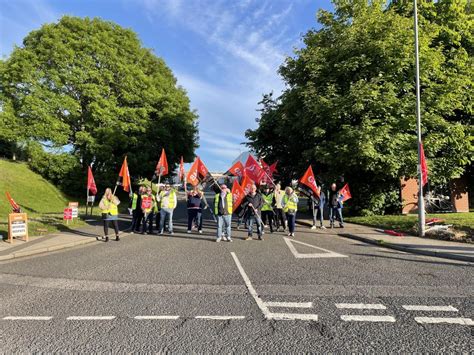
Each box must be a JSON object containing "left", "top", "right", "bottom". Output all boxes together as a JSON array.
[
  {"left": 130, "top": 209, "right": 143, "bottom": 232},
  {"left": 275, "top": 208, "right": 286, "bottom": 229},
  {"left": 142, "top": 212, "right": 154, "bottom": 233},
  {"left": 286, "top": 213, "right": 296, "bottom": 234},
  {"left": 155, "top": 210, "right": 161, "bottom": 231},
  {"left": 103, "top": 219, "right": 119, "bottom": 236},
  {"left": 261, "top": 210, "right": 274, "bottom": 232},
  {"left": 187, "top": 209, "right": 202, "bottom": 231}
]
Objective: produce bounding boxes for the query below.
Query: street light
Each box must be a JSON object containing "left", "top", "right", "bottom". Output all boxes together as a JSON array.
[{"left": 414, "top": 0, "right": 425, "bottom": 236}]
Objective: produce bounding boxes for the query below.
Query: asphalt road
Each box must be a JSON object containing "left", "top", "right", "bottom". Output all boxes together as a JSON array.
[{"left": 1, "top": 203, "right": 473, "bottom": 352}]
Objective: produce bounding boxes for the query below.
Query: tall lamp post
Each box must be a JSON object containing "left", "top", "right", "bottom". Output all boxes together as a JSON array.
[{"left": 414, "top": 0, "right": 425, "bottom": 236}]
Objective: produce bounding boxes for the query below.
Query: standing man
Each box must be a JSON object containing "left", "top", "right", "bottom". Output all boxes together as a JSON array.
[
  {"left": 243, "top": 184, "right": 264, "bottom": 241},
  {"left": 129, "top": 186, "right": 144, "bottom": 234},
  {"left": 187, "top": 185, "right": 203, "bottom": 234},
  {"left": 261, "top": 185, "right": 275, "bottom": 233},
  {"left": 274, "top": 183, "right": 286, "bottom": 232},
  {"left": 158, "top": 183, "right": 177, "bottom": 235},
  {"left": 311, "top": 185, "right": 326, "bottom": 229},
  {"left": 214, "top": 183, "right": 233, "bottom": 242},
  {"left": 282, "top": 187, "right": 298, "bottom": 237},
  {"left": 141, "top": 187, "right": 156, "bottom": 235},
  {"left": 329, "top": 183, "right": 344, "bottom": 228}
]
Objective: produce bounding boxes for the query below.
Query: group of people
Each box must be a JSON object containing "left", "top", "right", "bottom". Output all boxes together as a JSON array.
[{"left": 97, "top": 180, "right": 345, "bottom": 242}]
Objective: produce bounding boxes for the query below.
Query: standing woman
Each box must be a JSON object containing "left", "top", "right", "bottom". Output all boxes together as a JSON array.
[
  {"left": 282, "top": 187, "right": 298, "bottom": 237},
  {"left": 98, "top": 188, "right": 121, "bottom": 242},
  {"left": 187, "top": 186, "right": 203, "bottom": 234},
  {"left": 274, "top": 183, "right": 286, "bottom": 232}
]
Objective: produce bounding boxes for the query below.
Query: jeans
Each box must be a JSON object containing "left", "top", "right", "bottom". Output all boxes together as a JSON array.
[
  {"left": 313, "top": 205, "right": 324, "bottom": 227},
  {"left": 187, "top": 209, "right": 202, "bottom": 231},
  {"left": 247, "top": 215, "right": 262, "bottom": 237},
  {"left": 159, "top": 208, "right": 174, "bottom": 233},
  {"left": 103, "top": 219, "right": 119, "bottom": 236},
  {"left": 217, "top": 214, "right": 232, "bottom": 240},
  {"left": 261, "top": 210, "right": 274, "bottom": 232},
  {"left": 286, "top": 213, "right": 296, "bottom": 234},
  {"left": 142, "top": 212, "right": 154, "bottom": 233},
  {"left": 329, "top": 207, "right": 344, "bottom": 226}
]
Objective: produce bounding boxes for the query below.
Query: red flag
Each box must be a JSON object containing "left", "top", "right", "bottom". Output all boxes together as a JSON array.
[
  {"left": 186, "top": 159, "right": 200, "bottom": 186},
  {"left": 240, "top": 173, "right": 254, "bottom": 195},
  {"left": 156, "top": 148, "right": 169, "bottom": 176},
  {"left": 244, "top": 155, "right": 264, "bottom": 183},
  {"left": 196, "top": 157, "right": 209, "bottom": 178},
  {"left": 231, "top": 179, "right": 245, "bottom": 212},
  {"left": 178, "top": 156, "right": 185, "bottom": 182},
  {"left": 269, "top": 161, "right": 278, "bottom": 174},
  {"left": 420, "top": 142, "right": 428, "bottom": 186},
  {"left": 118, "top": 156, "right": 131, "bottom": 193},
  {"left": 87, "top": 166, "right": 97, "bottom": 195},
  {"left": 5, "top": 191, "right": 21, "bottom": 213},
  {"left": 299, "top": 165, "right": 319, "bottom": 198},
  {"left": 338, "top": 183, "right": 352, "bottom": 202},
  {"left": 228, "top": 161, "right": 245, "bottom": 178}
]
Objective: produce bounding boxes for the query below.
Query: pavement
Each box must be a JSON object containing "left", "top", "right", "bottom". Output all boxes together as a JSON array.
[
  {"left": 0, "top": 204, "right": 473, "bottom": 352},
  {"left": 297, "top": 218, "right": 474, "bottom": 263}
]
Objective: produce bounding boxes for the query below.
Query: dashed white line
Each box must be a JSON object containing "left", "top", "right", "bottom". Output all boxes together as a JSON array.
[
  {"left": 414, "top": 317, "right": 474, "bottom": 325},
  {"left": 336, "top": 303, "right": 386, "bottom": 310},
  {"left": 195, "top": 316, "right": 246, "bottom": 320},
  {"left": 264, "top": 301, "right": 313, "bottom": 308},
  {"left": 134, "top": 315, "right": 180, "bottom": 320},
  {"left": 67, "top": 316, "right": 115, "bottom": 320},
  {"left": 402, "top": 305, "right": 458, "bottom": 312},
  {"left": 341, "top": 315, "right": 396, "bottom": 323},
  {"left": 3, "top": 316, "right": 52, "bottom": 320},
  {"left": 267, "top": 313, "right": 319, "bottom": 321}
]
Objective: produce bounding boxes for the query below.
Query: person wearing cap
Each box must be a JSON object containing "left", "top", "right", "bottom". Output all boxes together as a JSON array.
[
  {"left": 187, "top": 185, "right": 203, "bottom": 234},
  {"left": 282, "top": 186, "right": 299, "bottom": 237},
  {"left": 242, "top": 184, "right": 264, "bottom": 240},
  {"left": 214, "top": 183, "right": 233, "bottom": 242},
  {"left": 158, "top": 183, "right": 177, "bottom": 235},
  {"left": 274, "top": 183, "right": 286, "bottom": 232}
]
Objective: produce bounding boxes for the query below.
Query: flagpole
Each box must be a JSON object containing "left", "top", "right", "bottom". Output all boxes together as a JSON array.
[
  {"left": 414, "top": 0, "right": 425, "bottom": 237},
  {"left": 86, "top": 186, "right": 89, "bottom": 217}
]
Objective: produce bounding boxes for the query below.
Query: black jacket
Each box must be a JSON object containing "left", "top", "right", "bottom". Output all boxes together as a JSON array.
[{"left": 242, "top": 193, "right": 263, "bottom": 216}]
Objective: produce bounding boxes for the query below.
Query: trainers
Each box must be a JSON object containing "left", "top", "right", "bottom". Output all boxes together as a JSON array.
[
  {"left": 310, "top": 225, "right": 317, "bottom": 230},
  {"left": 223, "top": 236, "right": 229, "bottom": 241},
  {"left": 187, "top": 230, "right": 191, "bottom": 234},
  {"left": 130, "top": 231, "right": 134, "bottom": 235},
  {"left": 198, "top": 230, "right": 203, "bottom": 234},
  {"left": 245, "top": 236, "right": 252, "bottom": 241},
  {"left": 228, "top": 238, "right": 233, "bottom": 243},
  {"left": 216, "top": 238, "right": 221, "bottom": 242},
  {"left": 159, "top": 231, "right": 164, "bottom": 235},
  {"left": 169, "top": 231, "right": 174, "bottom": 235},
  {"left": 291, "top": 233, "right": 295, "bottom": 237},
  {"left": 321, "top": 225, "right": 327, "bottom": 229}
]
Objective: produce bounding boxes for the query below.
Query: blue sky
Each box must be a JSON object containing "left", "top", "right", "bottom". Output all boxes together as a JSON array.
[{"left": 0, "top": 0, "right": 333, "bottom": 171}]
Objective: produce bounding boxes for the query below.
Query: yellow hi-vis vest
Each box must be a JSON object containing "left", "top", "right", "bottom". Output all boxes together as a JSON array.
[
  {"left": 214, "top": 192, "right": 233, "bottom": 215},
  {"left": 262, "top": 193, "right": 274, "bottom": 212},
  {"left": 131, "top": 193, "right": 139, "bottom": 210},
  {"left": 159, "top": 190, "right": 177, "bottom": 209},
  {"left": 282, "top": 194, "right": 298, "bottom": 213},
  {"left": 100, "top": 198, "right": 118, "bottom": 215}
]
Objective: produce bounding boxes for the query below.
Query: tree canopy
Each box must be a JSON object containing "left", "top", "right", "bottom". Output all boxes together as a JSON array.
[
  {"left": 246, "top": 0, "right": 473, "bottom": 215},
  {"left": 1, "top": 16, "right": 198, "bottom": 193}
]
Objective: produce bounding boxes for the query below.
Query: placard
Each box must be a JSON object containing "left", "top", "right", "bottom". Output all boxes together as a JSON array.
[
  {"left": 68, "top": 202, "right": 79, "bottom": 219},
  {"left": 8, "top": 213, "right": 28, "bottom": 243},
  {"left": 87, "top": 196, "right": 95, "bottom": 203},
  {"left": 64, "top": 208, "right": 73, "bottom": 220}
]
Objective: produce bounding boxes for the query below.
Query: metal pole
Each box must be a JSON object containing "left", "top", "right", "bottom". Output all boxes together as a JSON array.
[{"left": 414, "top": 0, "right": 425, "bottom": 236}]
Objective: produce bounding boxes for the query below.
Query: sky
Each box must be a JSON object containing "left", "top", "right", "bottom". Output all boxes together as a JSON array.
[{"left": 0, "top": 0, "right": 333, "bottom": 171}]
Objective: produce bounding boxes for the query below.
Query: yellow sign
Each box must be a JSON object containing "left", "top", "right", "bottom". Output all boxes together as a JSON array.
[{"left": 8, "top": 213, "right": 28, "bottom": 244}]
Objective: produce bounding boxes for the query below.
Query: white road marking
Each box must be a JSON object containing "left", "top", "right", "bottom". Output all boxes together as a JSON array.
[
  {"left": 231, "top": 252, "right": 318, "bottom": 321},
  {"left": 341, "top": 315, "right": 396, "bottom": 322},
  {"left": 336, "top": 303, "right": 387, "bottom": 310},
  {"left": 267, "top": 313, "right": 319, "bottom": 321},
  {"left": 402, "top": 305, "right": 458, "bottom": 312},
  {"left": 67, "top": 316, "right": 116, "bottom": 320},
  {"left": 134, "top": 315, "right": 180, "bottom": 320},
  {"left": 264, "top": 301, "right": 313, "bottom": 308},
  {"left": 283, "top": 237, "right": 347, "bottom": 258},
  {"left": 195, "top": 316, "right": 245, "bottom": 320},
  {"left": 3, "top": 316, "right": 52, "bottom": 320},
  {"left": 414, "top": 317, "right": 474, "bottom": 325}
]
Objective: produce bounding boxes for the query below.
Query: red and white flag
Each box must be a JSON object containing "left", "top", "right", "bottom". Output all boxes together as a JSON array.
[
  {"left": 299, "top": 165, "right": 319, "bottom": 198},
  {"left": 87, "top": 166, "right": 97, "bottom": 195},
  {"left": 244, "top": 155, "right": 264, "bottom": 183},
  {"left": 156, "top": 148, "right": 169, "bottom": 176},
  {"left": 338, "top": 183, "right": 352, "bottom": 202},
  {"left": 231, "top": 180, "right": 245, "bottom": 212},
  {"left": 240, "top": 173, "right": 254, "bottom": 195},
  {"left": 228, "top": 161, "right": 245, "bottom": 178},
  {"left": 118, "top": 156, "right": 131, "bottom": 193},
  {"left": 178, "top": 156, "right": 185, "bottom": 182}
]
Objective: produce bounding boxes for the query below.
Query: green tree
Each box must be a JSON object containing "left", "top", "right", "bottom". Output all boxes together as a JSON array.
[
  {"left": 1, "top": 16, "right": 198, "bottom": 192},
  {"left": 246, "top": 0, "right": 473, "bottom": 215}
]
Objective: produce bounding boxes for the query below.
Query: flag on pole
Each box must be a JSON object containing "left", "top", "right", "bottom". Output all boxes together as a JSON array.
[
  {"left": 178, "top": 156, "right": 185, "bottom": 182},
  {"left": 269, "top": 161, "right": 278, "bottom": 174},
  {"left": 156, "top": 148, "right": 169, "bottom": 176},
  {"left": 186, "top": 159, "right": 200, "bottom": 186},
  {"left": 227, "top": 161, "right": 245, "bottom": 178},
  {"left": 420, "top": 142, "right": 428, "bottom": 186},
  {"left": 298, "top": 165, "right": 320, "bottom": 198},
  {"left": 197, "top": 157, "right": 209, "bottom": 179},
  {"left": 338, "top": 183, "right": 352, "bottom": 202},
  {"left": 118, "top": 156, "right": 131, "bottom": 193},
  {"left": 5, "top": 191, "right": 21, "bottom": 213},
  {"left": 231, "top": 179, "right": 245, "bottom": 212},
  {"left": 240, "top": 173, "right": 254, "bottom": 195},
  {"left": 87, "top": 166, "right": 97, "bottom": 195},
  {"left": 244, "top": 155, "right": 264, "bottom": 183}
]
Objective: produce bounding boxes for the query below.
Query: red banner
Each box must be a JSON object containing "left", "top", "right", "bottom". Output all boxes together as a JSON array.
[
  {"left": 299, "top": 165, "right": 319, "bottom": 198},
  {"left": 156, "top": 148, "right": 169, "bottom": 176},
  {"left": 228, "top": 161, "right": 245, "bottom": 178},
  {"left": 178, "top": 156, "right": 185, "bottom": 182},
  {"left": 186, "top": 159, "right": 200, "bottom": 186},
  {"left": 240, "top": 174, "right": 254, "bottom": 195},
  {"left": 231, "top": 180, "right": 245, "bottom": 212},
  {"left": 244, "top": 155, "right": 263, "bottom": 183},
  {"left": 420, "top": 142, "right": 428, "bottom": 186},
  {"left": 87, "top": 166, "right": 97, "bottom": 195},
  {"left": 338, "top": 183, "right": 352, "bottom": 202},
  {"left": 118, "top": 156, "right": 131, "bottom": 193},
  {"left": 5, "top": 191, "right": 21, "bottom": 213}
]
